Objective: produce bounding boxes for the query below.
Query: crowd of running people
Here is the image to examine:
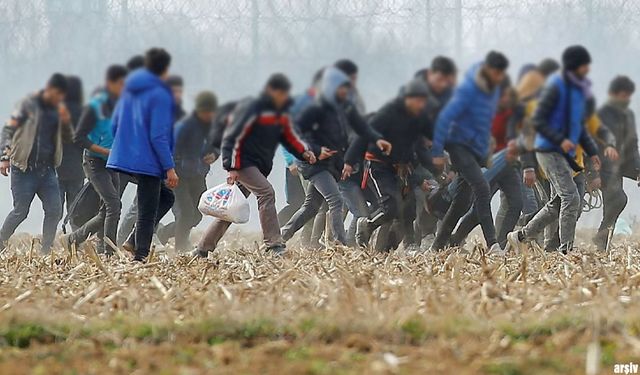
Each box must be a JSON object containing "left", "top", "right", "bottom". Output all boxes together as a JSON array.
[{"left": 1, "top": 45, "right": 638, "bottom": 261}]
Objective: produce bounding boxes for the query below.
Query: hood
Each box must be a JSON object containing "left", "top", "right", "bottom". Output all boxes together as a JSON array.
[
  {"left": 65, "top": 75, "right": 84, "bottom": 104},
  {"left": 516, "top": 70, "right": 545, "bottom": 101},
  {"left": 467, "top": 62, "right": 495, "bottom": 94},
  {"left": 320, "top": 67, "right": 351, "bottom": 107},
  {"left": 124, "top": 68, "right": 169, "bottom": 95}
]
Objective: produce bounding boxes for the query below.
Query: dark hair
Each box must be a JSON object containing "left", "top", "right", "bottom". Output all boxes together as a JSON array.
[
  {"left": 47, "top": 73, "right": 68, "bottom": 93},
  {"left": 609, "top": 75, "right": 635, "bottom": 95},
  {"left": 266, "top": 73, "right": 292, "bottom": 91},
  {"left": 144, "top": 48, "right": 171, "bottom": 76},
  {"left": 562, "top": 45, "right": 591, "bottom": 71},
  {"left": 106, "top": 65, "right": 128, "bottom": 82},
  {"left": 126, "top": 55, "right": 145, "bottom": 71},
  {"left": 485, "top": 51, "right": 509, "bottom": 71},
  {"left": 166, "top": 75, "right": 184, "bottom": 88},
  {"left": 537, "top": 58, "right": 560, "bottom": 77},
  {"left": 499, "top": 75, "right": 512, "bottom": 91},
  {"left": 64, "top": 75, "right": 83, "bottom": 103},
  {"left": 334, "top": 59, "right": 358, "bottom": 76},
  {"left": 430, "top": 56, "right": 457, "bottom": 76}
]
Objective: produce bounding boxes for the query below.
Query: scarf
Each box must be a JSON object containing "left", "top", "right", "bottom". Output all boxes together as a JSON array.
[{"left": 566, "top": 71, "right": 593, "bottom": 99}]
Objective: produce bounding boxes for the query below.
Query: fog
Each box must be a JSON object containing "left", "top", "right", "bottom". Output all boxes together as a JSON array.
[{"left": 2, "top": 0, "right": 640, "bottom": 234}]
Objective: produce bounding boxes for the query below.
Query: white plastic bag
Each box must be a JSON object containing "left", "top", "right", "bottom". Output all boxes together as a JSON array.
[{"left": 198, "top": 183, "right": 250, "bottom": 224}]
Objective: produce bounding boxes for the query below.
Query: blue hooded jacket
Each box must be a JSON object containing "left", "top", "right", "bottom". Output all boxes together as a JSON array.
[
  {"left": 431, "top": 62, "right": 501, "bottom": 159},
  {"left": 533, "top": 73, "right": 587, "bottom": 156},
  {"left": 107, "top": 69, "right": 175, "bottom": 178}
]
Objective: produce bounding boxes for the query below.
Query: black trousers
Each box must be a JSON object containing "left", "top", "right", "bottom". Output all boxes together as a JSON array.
[
  {"left": 450, "top": 164, "right": 522, "bottom": 248},
  {"left": 158, "top": 175, "right": 207, "bottom": 252},
  {"left": 126, "top": 174, "right": 175, "bottom": 261},
  {"left": 364, "top": 162, "right": 416, "bottom": 250},
  {"left": 432, "top": 144, "right": 497, "bottom": 250}
]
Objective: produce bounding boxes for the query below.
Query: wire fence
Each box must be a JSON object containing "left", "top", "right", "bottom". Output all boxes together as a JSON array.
[{"left": 2, "top": 0, "right": 640, "bottom": 110}]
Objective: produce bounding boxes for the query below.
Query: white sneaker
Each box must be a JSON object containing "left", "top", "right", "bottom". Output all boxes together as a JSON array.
[
  {"left": 488, "top": 243, "right": 506, "bottom": 257},
  {"left": 506, "top": 230, "right": 523, "bottom": 254}
]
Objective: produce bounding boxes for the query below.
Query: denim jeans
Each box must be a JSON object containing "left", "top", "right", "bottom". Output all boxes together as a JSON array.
[
  {"left": 432, "top": 144, "right": 497, "bottom": 250},
  {"left": 0, "top": 166, "right": 62, "bottom": 253},
  {"left": 339, "top": 179, "right": 369, "bottom": 246},
  {"left": 542, "top": 173, "right": 586, "bottom": 250},
  {"left": 69, "top": 156, "right": 121, "bottom": 253},
  {"left": 125, "top": 174, "right": 175, "bottom": 261},
  {"left": 522, "top": 152, "right": 581, "bottom": 249},
  {"left": 281, "top": 170, "right": 346, "bottom": 245}
]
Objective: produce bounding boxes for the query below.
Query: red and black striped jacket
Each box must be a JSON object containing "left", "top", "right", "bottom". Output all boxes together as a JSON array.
[{"left": 221, "top": 94, "right": 309, "bottom": 176}]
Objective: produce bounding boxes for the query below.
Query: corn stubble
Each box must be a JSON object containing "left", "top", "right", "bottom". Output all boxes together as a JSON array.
[{"left": 0, "top": 232, "right": 639, "bottom": 374}]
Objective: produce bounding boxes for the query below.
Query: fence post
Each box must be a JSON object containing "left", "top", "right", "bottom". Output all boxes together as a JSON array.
[{"left": 454, "top": 0, "right": 462, "bottom": 60}]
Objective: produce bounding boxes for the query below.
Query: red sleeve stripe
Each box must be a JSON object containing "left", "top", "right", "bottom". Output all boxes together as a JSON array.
[
  {"left": 230, "top": 114, "right": 257, "bottom": 169},
  {"left": 281, "top": 114, "right": 308, "bottom": 154}
]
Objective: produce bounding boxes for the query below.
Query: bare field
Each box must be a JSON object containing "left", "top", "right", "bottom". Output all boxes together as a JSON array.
[{"left": 0, "top": 232, "right": 640, "bottom": 374}]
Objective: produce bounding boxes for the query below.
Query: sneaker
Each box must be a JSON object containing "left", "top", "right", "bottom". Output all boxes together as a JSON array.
[
  {"left": 266, "top": 245, "right": 287, "bottom": 256},
  {"left": 559, "top": 242, "right": 574, "bottom": 255},
  {"left": 487, "top": 243, "right": 506, "bottom": 257},
  {"left": 506, "top": 230, "right": 524, "bottom": 254},
  {"left": 188, "top": 248, "right": 209, "bottom": 259},
  {"left": 355, "top": 218, "right": 371, "bottom": 247}
]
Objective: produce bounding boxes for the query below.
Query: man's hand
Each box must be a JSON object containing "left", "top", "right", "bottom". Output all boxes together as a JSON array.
[
  {"left": 341, "top": 163, "right": 353, "bottom": 181},
  {"left": 506, "top": 139, "right": 519, "bottom": 162},
  {"left": 227, "top": 170, "right": 239, "bottom": 184},
  {"left": 523, "top": 168, "right": 536, "bottom": 187},
  {"left": 560, "top": 139, "right": 575, "bottom": 153},
  {"left": 58, "top": 105, "right": 71, "bottom": 125},
  {"left": 203, "top": 153, "right": 217, "bottom": 165},
  {"left": 288, "top": 164, "right": 298, "bottom": 176},
  {"left": 588, "top": 176, "right": 602, "bottom": 191},
  {"left": 591, "top": 155, "right": 601, "bottom": 172},
  {"left": 604, "top": 146, "right": 619, "bottom": 162},
  {"left": 166, "top": 168, "right": 179, "bottom": 189},
  {"left": 319, "top": 147, "right": 337, "bottom": 160},
  {"left": 376, "top": 139, "right": 392, "bottom": 156},
  {"left": 421, "top": 179, "right": 434, "bottom": 192},
  {"left": 0, "top": 160, "right": 9, "bottom": 176},
  {"left": 303, "top": 150, "right": 317, "bottom": 164},
  {"left": 432, "top": 156, "right": 447, "bottom": 170}
]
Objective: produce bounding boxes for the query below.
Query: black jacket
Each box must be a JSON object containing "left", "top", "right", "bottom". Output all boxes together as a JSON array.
[
  {"left": 173, "top": 112, "right": 214, "bottom": 178},
  {"left": 599, "top": 101, "right": 640, "bottom": 174},
  {"left": 221, "top": 94, "right": 308, "bottom": 176},
  {"left": 207, "top": 101, "right": 237, "bottom": 159},
  {"left": 296, "top": 97, "right": 382, "bottom": 179},
  {"left": 345, "top": 97, "right": 435, "bottom": 173},
  {"left": 57, "top": 77, "right": 85, "bottom": 180}
]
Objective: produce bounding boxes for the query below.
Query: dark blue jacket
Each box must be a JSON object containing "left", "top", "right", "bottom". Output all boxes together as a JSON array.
[
  {"left": 431, "top": 62, "right": 501, "bottom": 159},
  {"left": 107, "top": 69, "right": 175, "bottom": 178},
  {"left": 221, "top": 94, "right": 308, "bottom": 176},
  {"left": 534, "top": 73, "right": 587, "bottom": 157},
  {"left": 174, "top": 112, "right": 213, "bottom": 178}
]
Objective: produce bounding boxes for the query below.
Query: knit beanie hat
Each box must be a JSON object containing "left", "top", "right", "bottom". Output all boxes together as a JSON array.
[
  {"left": 403, "top": 78, "right": 430, "bottom": 98},
  {"left": 562, "top": 46, "right": 591, "bottom": 71},
  {"left": 166, "top": 75, "right": 184, "bottom": 88},
  {"left": 195, "top": 91, "right": 218, "bottom": 112}
]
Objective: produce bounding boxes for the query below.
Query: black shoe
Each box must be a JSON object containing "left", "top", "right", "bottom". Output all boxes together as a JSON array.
[
  {"left": 593, "top": 229, "right": 609, "bottom": 251},
  {"left": 266, "top": 245, "right": 287, "bottom": 256},
  {"left": 355, "top": 218, "right": 372, "bottom": 247}
]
